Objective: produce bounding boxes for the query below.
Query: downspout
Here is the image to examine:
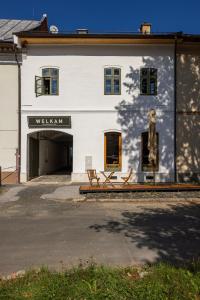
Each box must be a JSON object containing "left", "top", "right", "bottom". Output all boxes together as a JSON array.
[
  {"left": 174, "top": 35, "right": 177, "bottom": 183},
  {"left": 14, "top": 45, "right": 21, "bottom": 184}
]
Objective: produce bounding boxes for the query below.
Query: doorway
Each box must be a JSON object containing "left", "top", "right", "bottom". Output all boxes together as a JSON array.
[{"left": 28, "top": 130, "right": 73, "bottom": 181}]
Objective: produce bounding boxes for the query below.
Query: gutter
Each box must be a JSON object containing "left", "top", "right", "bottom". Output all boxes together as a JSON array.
[
  {"left": 14, "top": 45, "right": 21, "bottom": 184},
  {"left": 174, "top": 35, "right": 177, "bottom": 183},
  {"left": 16, "top": 32, "right": 177, "bottom": 39}
]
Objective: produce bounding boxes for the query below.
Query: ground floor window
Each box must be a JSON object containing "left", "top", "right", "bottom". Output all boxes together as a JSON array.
[
  {"left": 141, "top": 132, "right": 159, "bottom": 171},
  {"left": 104, "top": 132, "right": 122, "bottom": 171}
]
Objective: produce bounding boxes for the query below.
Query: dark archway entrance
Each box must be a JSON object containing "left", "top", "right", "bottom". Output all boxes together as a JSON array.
[{"left": 28, "top": 130, "right": 73, "bottom": 181}]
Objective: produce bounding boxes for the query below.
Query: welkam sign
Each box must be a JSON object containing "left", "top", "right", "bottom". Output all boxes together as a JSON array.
[{"left": 28, "top": 116, "right": 71, "bottom": 128}]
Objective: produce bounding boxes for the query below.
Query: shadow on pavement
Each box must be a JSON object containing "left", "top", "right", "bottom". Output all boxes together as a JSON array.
[{"left": 90, "top": 203, "right": 200, "bottom": 265}]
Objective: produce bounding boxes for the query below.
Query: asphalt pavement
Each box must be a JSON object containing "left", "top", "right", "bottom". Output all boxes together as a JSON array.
[{"left": 0, "top": 184, "right": 199, "bottom": 276}]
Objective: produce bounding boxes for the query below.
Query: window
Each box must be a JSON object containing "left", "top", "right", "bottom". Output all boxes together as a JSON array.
[
  {"left": 104, "top": 132, "right": 122, "bottom": 171},
  {"left": 140, "top": 68, "right": 157, "bottom": 95},
  {"left": 35, "top": 68, "right": 59, "bottom": 97},
  {"left": 104, "top": 68, "right": 121, "bottom": 95},
  {"left": 141, "top": 132, "right": 159, "bottom": 171}
]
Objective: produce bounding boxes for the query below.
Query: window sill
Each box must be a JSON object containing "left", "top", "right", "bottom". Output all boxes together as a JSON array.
[
  {"left": 105, "top": 168, "right": 122, "bottom": 172},
  {"left": 142, "top": 168, "right": 159, "bottom": 172},
  {"left": 104, "top": 94, "right": 121, "bottom": 96},
  {"left": 36, "top": 94, "right": 59, "bottom": 97},
  {"left": 140, "top": 94, "right": 158, "bottom": 96}
]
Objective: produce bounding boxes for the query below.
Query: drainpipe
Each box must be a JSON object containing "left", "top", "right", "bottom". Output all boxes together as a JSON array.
[
  {"left": 174, "top": 35, "right": 177, "bottom": 183},
  {"left": 14, "top": 45, "right": 21, "bottom": 184}
]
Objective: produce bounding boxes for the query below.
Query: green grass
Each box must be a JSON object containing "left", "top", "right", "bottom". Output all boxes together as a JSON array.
[
  {"left": 0, "top": 186, "right": 7, "bottom": 195},
  {"left": 0, "top": 262, "right": 200, "bottom": 300}
]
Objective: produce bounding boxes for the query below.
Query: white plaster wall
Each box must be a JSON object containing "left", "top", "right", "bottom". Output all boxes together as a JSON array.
[
  {"left": 21, "top": 45, "right": 174, "bottom": 111},
  {"left": 21, "top": 44, "right": 175, "bottom": 182},
  {"left": 21, "top": 109, "right": 174, "bottom": 182},
  {"left": 0, "top": 65, "right": 18, "bottom": 171}
]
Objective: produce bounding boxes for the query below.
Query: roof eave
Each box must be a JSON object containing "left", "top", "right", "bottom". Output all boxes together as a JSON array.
[
  {"left": 16, "top": 32, "right": 177, "bottom": 39},
  {"left": 16, "top": 32, "right": 179, "bottom": 46}
]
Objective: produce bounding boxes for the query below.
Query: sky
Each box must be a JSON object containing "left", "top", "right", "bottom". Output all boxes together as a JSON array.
[{"left": 1, "top": 0, "right": 200, "bottom": 34}]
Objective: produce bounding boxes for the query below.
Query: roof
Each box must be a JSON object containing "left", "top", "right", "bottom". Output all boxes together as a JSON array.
[{"left": 0, "top": 16, "right": 47, "bottom": 42}]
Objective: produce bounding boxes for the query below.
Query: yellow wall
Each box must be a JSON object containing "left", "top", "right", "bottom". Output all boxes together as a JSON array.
[{"left": 177, "top": 51, "right": 200, "bottom": 181}]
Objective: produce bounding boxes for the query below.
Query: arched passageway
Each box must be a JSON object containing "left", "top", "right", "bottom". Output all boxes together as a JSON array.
[{"left": 28, "top": 130, "right": 73, "bottom": 181}]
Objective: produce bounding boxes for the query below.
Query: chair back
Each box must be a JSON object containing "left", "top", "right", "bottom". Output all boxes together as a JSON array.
[
  {"left": 127, "top": 168, "right": 133, "bottom": 179},
  {"left": 87, "top": 169, "right": 97, "bottom": 180}
]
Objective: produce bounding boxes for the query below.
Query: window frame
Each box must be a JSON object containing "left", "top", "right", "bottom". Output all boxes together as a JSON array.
[
  {"left": 104, "top": 132, "right": 122, "bottom": 171},
  {"left": 140, "top": 68, "right": 157, "bottom": 96},
  {"left": 141, "top": 132, "right": 159, "bottom": 172},
  {"left": 42, "top": 68, "right": 59, "bottom": 96},
  {"left": 104, "top": 67, "right": 121, "bottom": 95},
  {"left": 35, "top": 68, "right": 59, "bottom": 97}
]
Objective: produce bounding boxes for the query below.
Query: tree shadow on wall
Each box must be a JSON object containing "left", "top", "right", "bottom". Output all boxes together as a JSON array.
[
  {"left": 176, "top": 54, "right": 200, "bottom": 182},
  {"left": 90, "top": 202, "right": 200, "bottom": 265},
  {"left": 115, "top": 56, "right": 175, "bottom": 182}
]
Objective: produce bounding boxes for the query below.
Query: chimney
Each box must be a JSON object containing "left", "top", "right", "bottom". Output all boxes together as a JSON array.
[
  {"left": 140, "top": 22, "right": 151, "bottom": 34},
  {"left": 76, "top": 28, "right": 89, "bottom": 34},
  {"left": 39, "top": 14, "right": 48, "bottom": 32}
]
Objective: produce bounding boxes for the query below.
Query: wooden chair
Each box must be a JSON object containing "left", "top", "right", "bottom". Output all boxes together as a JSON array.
[
  {"left": 121, "top": 168, "right": 133, "bottom": 185},
  {"left": 87, "top": 169, "right": 100, "bottom": 186}
]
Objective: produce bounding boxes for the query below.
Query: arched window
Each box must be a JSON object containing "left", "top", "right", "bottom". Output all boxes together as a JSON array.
[
  {"left": 35, "top": 68, "right": 59, "bottom": 97},
  {"left": 104, "top": 132, "right": 122, "bottom": 171},
  {"left": 141, "top": 132, "right": 159, "bottom": 171}
]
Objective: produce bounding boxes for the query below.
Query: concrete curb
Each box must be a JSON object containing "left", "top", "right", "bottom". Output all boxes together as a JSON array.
[
  {"left": 24, "top": 181, "right": 73, "bottom": 186},
  {"left": 75, "top": 197, "right": 200, "bottom": 203}
]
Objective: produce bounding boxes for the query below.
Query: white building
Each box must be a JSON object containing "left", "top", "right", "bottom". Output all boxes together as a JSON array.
[
  {"left": 0, "top": 16, "right": 47, "bottom": 184},
  {"left": 16, "top": 24, "right": 175, "bottom": 183}
]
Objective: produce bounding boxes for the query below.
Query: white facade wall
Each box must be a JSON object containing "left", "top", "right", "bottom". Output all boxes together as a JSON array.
[
  {"left": 0, "top": 65, "right": 18, "bottom": 172},
  {"left": 21, "top": 45, "right": 175, "bottom": 182}
]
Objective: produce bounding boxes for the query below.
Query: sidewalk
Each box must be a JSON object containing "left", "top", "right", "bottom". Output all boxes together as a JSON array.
[{"left": 0, "top": 183, "right": 200, "bottom": 204}]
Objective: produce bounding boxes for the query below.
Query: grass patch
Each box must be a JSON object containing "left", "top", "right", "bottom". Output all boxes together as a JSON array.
[
  {"left": 0, "top": 186, "right": 8, "bottom": 195},
  {"left": 0, "top": 262, "right": 200, "bottom": 300}
]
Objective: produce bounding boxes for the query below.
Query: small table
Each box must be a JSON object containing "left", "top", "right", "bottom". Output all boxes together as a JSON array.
[{"left": 100, "top": 171, "right": 115, "bottom": 186}]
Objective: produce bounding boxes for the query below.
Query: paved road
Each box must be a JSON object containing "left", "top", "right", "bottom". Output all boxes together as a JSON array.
[{"left": 0, "top": 184, "right": 200, "bottom": 275}]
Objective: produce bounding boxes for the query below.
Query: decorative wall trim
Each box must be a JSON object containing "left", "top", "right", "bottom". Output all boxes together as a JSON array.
[{"left": 21, "top": 108, "right": 175, "bottom": 113}]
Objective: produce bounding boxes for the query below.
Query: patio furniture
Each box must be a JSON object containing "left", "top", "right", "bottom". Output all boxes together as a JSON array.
[
  {"left": 121, "top": 168, "right": 133, "bottom": 185},
  {"left": 87, "top": 169, "right": 100, "bottom": 186},
  {"left": 100, "top": 171, "right": 115, "bottom": 186}
]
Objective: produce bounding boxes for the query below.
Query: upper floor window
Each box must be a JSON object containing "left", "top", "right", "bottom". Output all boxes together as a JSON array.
[
  {"left": 140, "top": 68, "right": 157, "bottom": 95},
  {"left": 35, "top": 68, "right": 59, "bottom": 97},
  {"left": 104, "top": 68, "right": 121, "bottom": 95}
]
